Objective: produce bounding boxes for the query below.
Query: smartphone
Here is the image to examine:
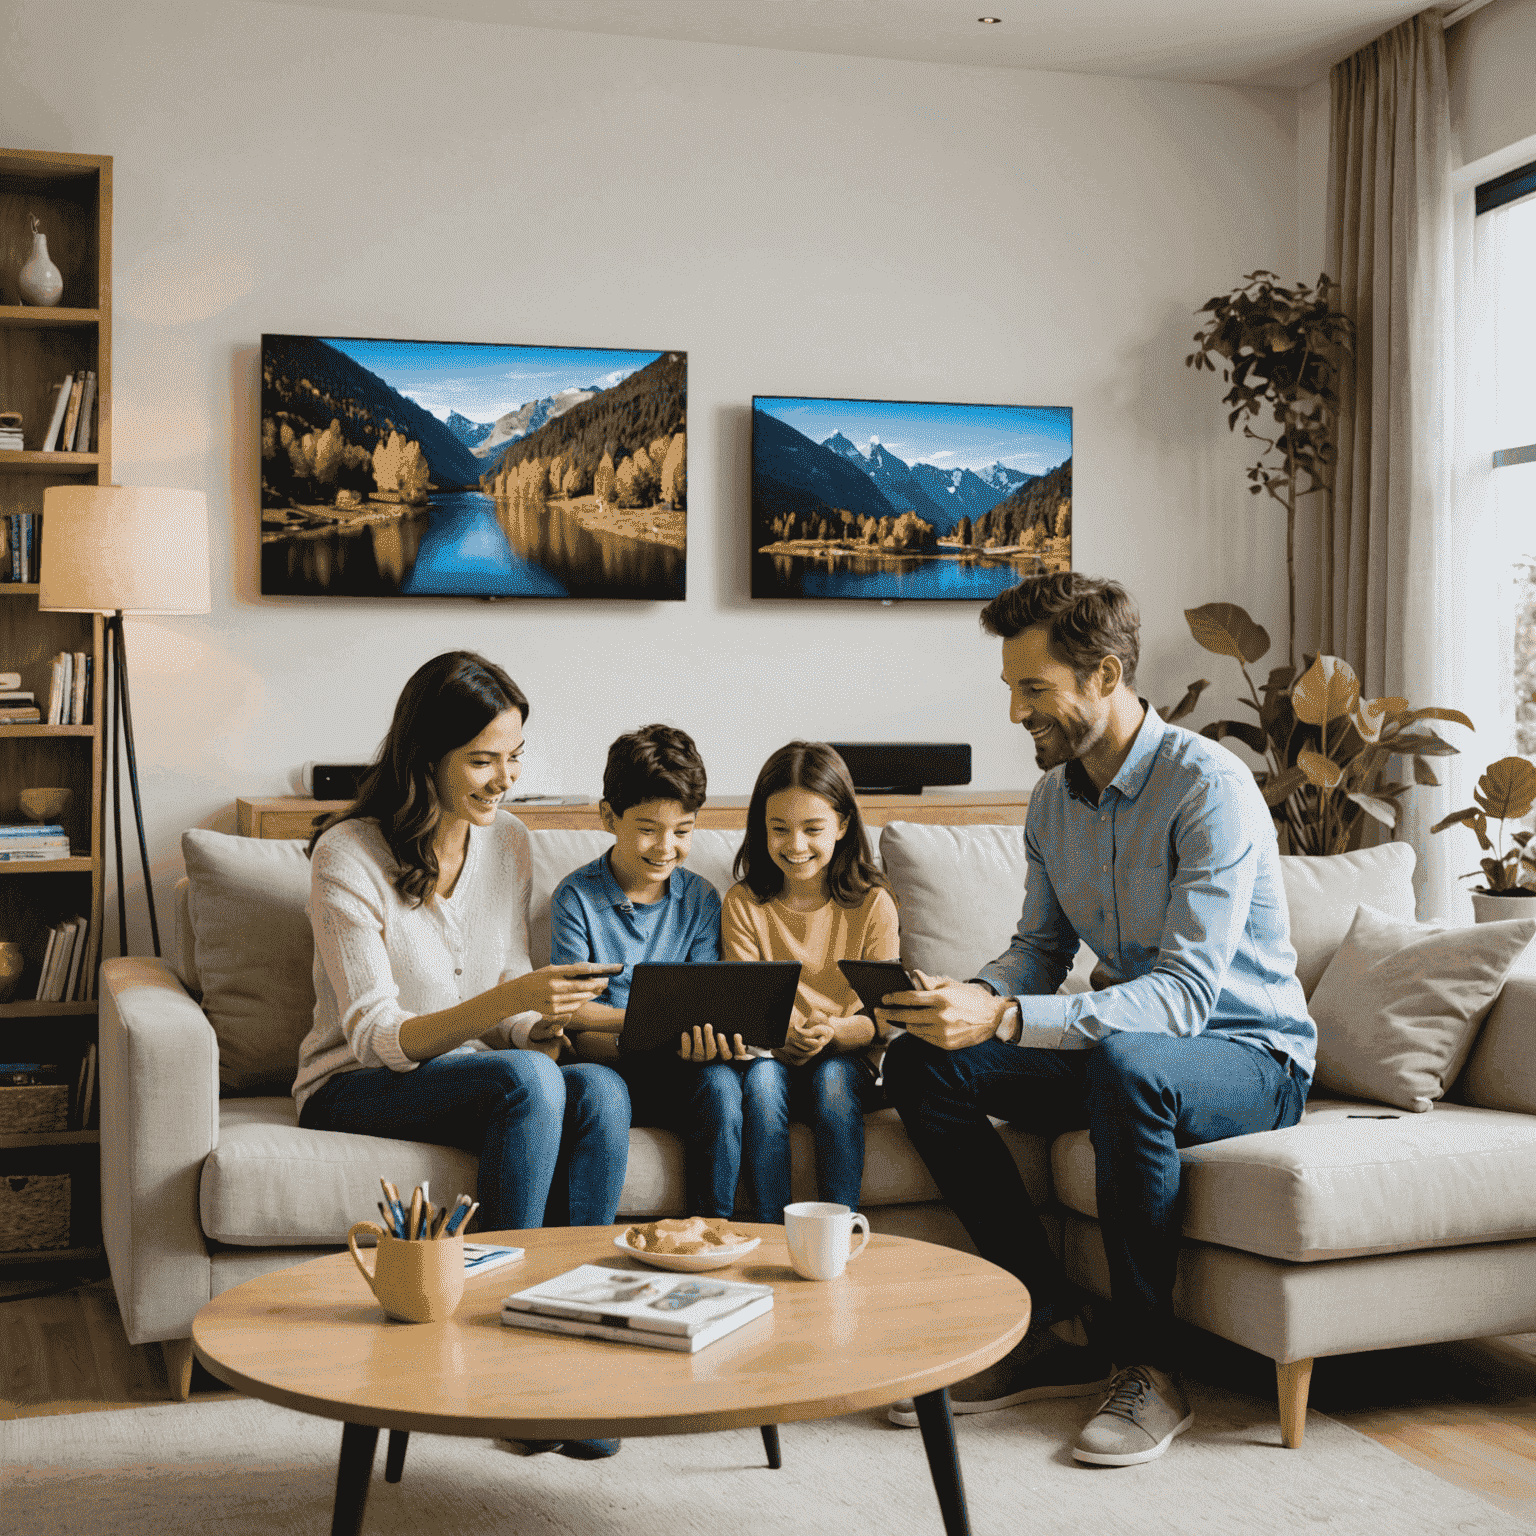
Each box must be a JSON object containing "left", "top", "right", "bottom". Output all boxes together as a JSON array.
[{"left": 837, "top": 959, "right": 918, "bottom": 1017}]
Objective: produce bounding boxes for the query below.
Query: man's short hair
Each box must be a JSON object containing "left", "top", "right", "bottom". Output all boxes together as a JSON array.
[
  {"left": 602, "top": 724, "right": 707, "bottom": 816},
  {"left": 979, "top": 573, "right": 1140, "bottom": 690}
]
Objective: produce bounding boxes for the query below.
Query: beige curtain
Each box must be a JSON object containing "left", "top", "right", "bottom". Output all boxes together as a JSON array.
[{"left": 1319, "top": 10, "right": 1460, "bottom": 917}]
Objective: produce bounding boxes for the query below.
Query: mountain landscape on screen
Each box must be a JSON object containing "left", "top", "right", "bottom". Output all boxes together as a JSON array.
[
  {"left": 751, "top": 395, "right": 1071, "bottom": 601},
  {"left": 261, "top": 335, "right": 686, "bottom": 600}
]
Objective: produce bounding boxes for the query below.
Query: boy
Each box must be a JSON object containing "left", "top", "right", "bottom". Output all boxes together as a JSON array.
[{"left": 551, "top": 725, "right": 737, "bottom": 1215}]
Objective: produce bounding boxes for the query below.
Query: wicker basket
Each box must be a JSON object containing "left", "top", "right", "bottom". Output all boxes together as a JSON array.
[
  {"left": 0, "top": 1172, "right": 70, "bottom": 1250},
  {"left": 0, "top": 1083, "right": 69, "bottom": 1134}
]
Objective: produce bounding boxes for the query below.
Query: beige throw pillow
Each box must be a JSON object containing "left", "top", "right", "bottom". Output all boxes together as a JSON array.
[
  {"left": 1310, "top": 903, "right": 1536, "bottom": 1112},
  {"left": 182, "top": 829, "right": 317, "bottom": 1096}
]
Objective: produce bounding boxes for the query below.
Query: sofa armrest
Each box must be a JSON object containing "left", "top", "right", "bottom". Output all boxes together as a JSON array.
[
  {"left": 99, "top": 956, "right": 219, "bottom": 1345},
  {"left": 1459, "top": 972, "right": 1536, "bottom": 1114}
]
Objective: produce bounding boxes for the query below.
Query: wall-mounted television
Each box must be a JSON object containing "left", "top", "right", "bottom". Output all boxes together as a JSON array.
[
  {"left": 751, "top": 395, "right": 1071, "bottom": 601},
  {"left": 260, "top": 335, "right": 687, "bottom": 599}
]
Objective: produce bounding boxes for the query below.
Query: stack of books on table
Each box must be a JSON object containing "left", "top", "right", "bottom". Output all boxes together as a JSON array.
[
  {"left": 0, "top": 690, "right": 40, "bottom": 725},
  {"left": 0, "top": 410, "right": 22, "bottom": 452},
  {"left": 36, "top": 914, "right": 93, "bottom": 1003},
  {"left": 45, "top": 651, "right": 90, "bottom": 724},
  {"left": 0, "top": 823, "right": 68, "bottom": 862},
  {"left": 501, "top": 1264, "right": 774, "bottom": 1353}
]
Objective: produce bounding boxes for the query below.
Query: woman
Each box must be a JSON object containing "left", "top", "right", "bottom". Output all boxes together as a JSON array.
[{"left": 294, "top": 649, "right": 630, "bottom": 1251}]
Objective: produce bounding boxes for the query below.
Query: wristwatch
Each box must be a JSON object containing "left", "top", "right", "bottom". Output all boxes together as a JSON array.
[{"left": 994, "top": 1001, "right": 1021, "bottom": 1045}]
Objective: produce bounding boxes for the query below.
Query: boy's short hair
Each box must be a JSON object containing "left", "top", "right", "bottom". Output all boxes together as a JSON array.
[{"left": 602, "top": 724, "right": 707, "bottom": 817}]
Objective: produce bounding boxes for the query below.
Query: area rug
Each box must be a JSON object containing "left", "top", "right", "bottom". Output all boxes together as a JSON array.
[{"left": 4, "top": 1381, "right": 1527, "bottom": 1536}]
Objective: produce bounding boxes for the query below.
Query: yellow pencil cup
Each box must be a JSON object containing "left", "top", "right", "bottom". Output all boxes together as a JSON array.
[{"left": 347, "top": 1221, "right": 465, "bottom": 1323}]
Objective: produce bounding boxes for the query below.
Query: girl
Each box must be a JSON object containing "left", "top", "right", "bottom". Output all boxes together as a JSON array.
[
  {"left": 295, "top": 651, "right": 632, "bottom": 1243},
  {"left": 707, "top": 740, "right": 899, "bottom": 1222}
]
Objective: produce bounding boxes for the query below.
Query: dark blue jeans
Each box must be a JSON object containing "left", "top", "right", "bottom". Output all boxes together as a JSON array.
[
  {"left": 622, "top": 1051, "right": 884, "bottom": 1223},
  {"left": 299, "top": 1050, "right": 631, "bottom": 1230},
  {"left": 882, "top": 1030, "right": 1305, "bottom": 1369}
]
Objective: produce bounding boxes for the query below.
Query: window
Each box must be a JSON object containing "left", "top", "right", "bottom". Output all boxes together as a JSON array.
[{"left": 1478, "top": 165, "right": 1536, "bottom": 754}]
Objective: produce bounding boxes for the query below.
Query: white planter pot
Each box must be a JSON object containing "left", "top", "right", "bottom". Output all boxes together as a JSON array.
[{"left": 1470, "top": 889, "right": 1536, "bottom": 923}]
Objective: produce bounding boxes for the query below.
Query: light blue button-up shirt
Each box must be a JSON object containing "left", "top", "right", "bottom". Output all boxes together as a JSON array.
[
  {"left": 974, "top": 703, "right": 1315, "bottom": 1081},
  {"left": 550, "top": 852, "right": 721, "bottom": 1011}
]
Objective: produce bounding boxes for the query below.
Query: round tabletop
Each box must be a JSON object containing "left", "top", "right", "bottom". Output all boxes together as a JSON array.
[{"left": 192, "top": 1224, "right": 1030, "bottom": 1441}]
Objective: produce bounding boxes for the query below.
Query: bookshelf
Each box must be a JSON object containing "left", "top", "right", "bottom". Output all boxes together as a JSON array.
[{"left": 0, "top": 148, "right": 110, "bottom": 1264}]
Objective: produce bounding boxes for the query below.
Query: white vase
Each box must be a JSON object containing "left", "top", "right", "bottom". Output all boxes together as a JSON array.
[
  {"left": 1470, "top": 889, "right": 1536, "bottom": 923},
  {"left": 18, "top": 218, "right": 63, "bottom": 307}
]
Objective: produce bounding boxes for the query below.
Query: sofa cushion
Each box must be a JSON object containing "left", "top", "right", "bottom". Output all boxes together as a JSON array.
[
  {"left": 526, "top": 828, "right": 743, "bottom": 966},
  {"left": 182, "top": 829, "right": 315, "bottom": 1095},
  {"left": 1309, "top": 905, "right": 1536, "bottom": 1112},
  {"left": 1277, "top": 844, "right": 1417, "bottom": 998},
  {"left": 1050, "top": 1097, "right": 1536, "bottom": 1262},
  {"left": 880, "top": 821, "right": 1096, "bottom": 989},
  {"left": 204, "top": 1099, "right": 1050, "bottom": 1244}
]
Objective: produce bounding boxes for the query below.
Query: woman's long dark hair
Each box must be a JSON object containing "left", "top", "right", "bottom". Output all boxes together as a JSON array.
[
  {"left": 307, "top": 651, "right": 529, "bottom": 907},
  {"left": 733, "top": 741, "right": 890, "bottom": 908}
]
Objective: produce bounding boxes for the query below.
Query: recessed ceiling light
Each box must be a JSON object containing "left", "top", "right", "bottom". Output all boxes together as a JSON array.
[{"left": 978, "top": 15, "right": 1002, "bottom": 21}]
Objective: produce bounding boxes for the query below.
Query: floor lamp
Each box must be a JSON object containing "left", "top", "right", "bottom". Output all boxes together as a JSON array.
[{"left": 39, "top": 485, "right": 211, "bottom": 960}]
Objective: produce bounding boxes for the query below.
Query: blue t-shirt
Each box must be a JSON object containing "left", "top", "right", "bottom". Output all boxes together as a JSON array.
[{"left": 550, "top": 853, "right": 722, "bottom": 1010}]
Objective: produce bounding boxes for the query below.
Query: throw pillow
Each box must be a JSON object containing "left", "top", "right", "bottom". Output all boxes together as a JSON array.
[
  {"left": 1310, "top": 902, "right": 1536, "bottom": 1112},
  {"left": 182, "top": 828, "right": 316, "bottom": 1096},
  {"left": 1278, "top": 843, "right": 1418, "bottom": 998}
]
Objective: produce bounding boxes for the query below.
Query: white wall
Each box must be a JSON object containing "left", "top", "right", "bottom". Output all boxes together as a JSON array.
[
  {"left": 1, "top": 0, "right": 1299, "bottom": 952},
  {"left": 1448, "top": 0, "right": 1536, "bottom": 166}
]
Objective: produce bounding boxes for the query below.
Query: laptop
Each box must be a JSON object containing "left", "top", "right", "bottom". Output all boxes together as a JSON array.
[{"left": 617, "top": 962, "right": 802, "bottom": 1055}]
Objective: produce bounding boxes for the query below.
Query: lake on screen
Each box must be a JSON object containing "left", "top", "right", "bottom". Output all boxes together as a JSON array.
[{"left": 753, "top": 550, "right": 1036, "bottom": 601}]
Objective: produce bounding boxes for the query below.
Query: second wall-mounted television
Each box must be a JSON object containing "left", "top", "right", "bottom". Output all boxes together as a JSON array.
[
  {"left": 261, "top": 334, "right": 687, "bottom": 600},
  {"left": 751, "top": 394, "right": 1072, "bottom": 600}
]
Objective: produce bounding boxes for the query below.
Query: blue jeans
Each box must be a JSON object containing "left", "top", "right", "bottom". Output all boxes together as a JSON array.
[
  {"left": 622, "top": 1052, "right": 884, "bottom": 1223},
  {"left": 882, "top": 1030, "right": 1304, "bottom": 1369},
  {"left": 299, "top": 1050, "right": 631, "bottom": 1230}
]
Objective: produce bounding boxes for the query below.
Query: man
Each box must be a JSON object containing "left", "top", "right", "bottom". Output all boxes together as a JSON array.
[{"left": 879, "top": 572, "right": 1312, "bottom": 1467}]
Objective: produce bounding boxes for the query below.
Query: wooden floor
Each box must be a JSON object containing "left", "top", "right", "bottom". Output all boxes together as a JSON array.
[{"left": 4, "top": 1262, "right": 1536, "bottom": 1525}]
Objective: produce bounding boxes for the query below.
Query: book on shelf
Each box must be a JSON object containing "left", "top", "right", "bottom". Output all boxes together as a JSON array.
[
  {"left": 500, "top": 1264, "right": 775, "bottom": 1353},
  {"left": 34, "top": 927, "right": 59, "bottom": 1002},
  {"left": 71, "top": 373, "right": 96, "bottom": 453},
  {"left": 0, "top": 433, "right": 22, "bottom": 451},
  {"left": 71, "top": 651, "right": 87, "bottom": 724},
  {"left": 0, "top": 674, "right": 20, "bottom": 692},
  {"left": 40, "top": 375, "right": 72, "bottom": 453},
  {"left": 38, "top": 920, "right": 74, "bottom": 1002},
  {"left": 0, "top": 692, "right": 35, "bottom": 703},
  {"left": 23, "top": 512, "right": 35, "bottom": 583},
  {"left": 59, "top": 377, "right": 85, "bottom": 455},
  {"left": 0, "top": 824, "right": 66, "bottom": 837},
  {"left": 0, "top": 709, "right": 42, "bottom": 725},
  {"left": 46, "top": 653, "right": 64, "bottom": 724},
  {"left": 62, "top": 916, "right": 89, "bottom": 1004},
  {"left": 78, "top": 1042, "right": 97, "bottom": 1128},
  {"left": 0, "top": 835, "right": 69, "bottom": 853}
]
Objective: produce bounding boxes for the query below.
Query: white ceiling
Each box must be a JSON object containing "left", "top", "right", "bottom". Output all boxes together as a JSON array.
[{"left": 267, "top": 0, "right": 1454, "bottom": 88}]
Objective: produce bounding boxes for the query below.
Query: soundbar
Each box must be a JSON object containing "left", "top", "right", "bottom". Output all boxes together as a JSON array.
[{"left": 827, "top": 743, "right": 971, "bottom": 796}]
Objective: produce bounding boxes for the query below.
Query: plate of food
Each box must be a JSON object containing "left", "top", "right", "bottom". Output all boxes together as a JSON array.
[{"left": 617, "top": 1217, "right": 762, "bottom": 1272}]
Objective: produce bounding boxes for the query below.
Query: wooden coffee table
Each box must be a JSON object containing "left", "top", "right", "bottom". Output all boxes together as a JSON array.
[{"left": 192, "top": 1224, "right": 1029, "bottom": 1536}]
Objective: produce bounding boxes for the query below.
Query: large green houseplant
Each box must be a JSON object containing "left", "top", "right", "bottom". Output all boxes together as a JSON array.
[
  {"left": 1185, "top": 272, "right": 1354, "bottom": 671},
  {"left": 1163, "top": 603, "right": 1471, "bottom": 856}
]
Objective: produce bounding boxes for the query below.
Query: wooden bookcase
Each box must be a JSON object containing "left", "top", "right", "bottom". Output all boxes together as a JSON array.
[{"left": 0, "top": 148, "right": 110, "bottom": 1265}]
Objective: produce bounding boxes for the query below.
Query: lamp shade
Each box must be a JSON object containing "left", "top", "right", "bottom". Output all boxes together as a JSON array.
[{"left": 39, "top": 484, "right": 211, "bottom": 614}]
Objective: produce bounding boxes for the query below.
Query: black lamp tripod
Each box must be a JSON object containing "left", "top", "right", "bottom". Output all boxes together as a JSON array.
[{"left": 104, "top": 610, "right": 160, "bottom": 960}]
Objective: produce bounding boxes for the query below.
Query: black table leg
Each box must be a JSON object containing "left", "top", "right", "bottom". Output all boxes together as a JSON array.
[
  {"left": 384, "top": 1429, "right": 409, "bottom": 1483},
  {"left": 331, "top": 1422, "right": 379, "bottom": 1536},
  {"left": 760, "top": 1424, "right": 782, "bottom": 1468},
  {"left": 913, "top": 1389, "right": 971, "bottom": 1536}
]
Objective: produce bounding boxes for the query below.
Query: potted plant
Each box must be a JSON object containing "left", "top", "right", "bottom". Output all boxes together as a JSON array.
[
  {"left": 1163, "top": 603, "right": 1471, "bottom": 856},
  {"left": 1430, "top": 757, "right": 1536, "bottom": 921},
  {"left": 1185, "top": 272, "right": 1353, "bottom": 671}
]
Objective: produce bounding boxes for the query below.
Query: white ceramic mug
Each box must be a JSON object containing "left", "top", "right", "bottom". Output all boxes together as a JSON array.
[{"left": 784, "top": 1201, "right": 870, "bottom": 1280}]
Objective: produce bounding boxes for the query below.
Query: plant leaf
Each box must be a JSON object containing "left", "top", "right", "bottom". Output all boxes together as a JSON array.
[
  {"left": 1297, "top": 747, "right": 1343, "bottom": 788},
  {"left": 1347, "top": 792, "right": 1397, "bottom": 827},
  {"left": 1184, "top": 603, "right": 1270, "bottom": 664},
  {"left": 1160, "top": 679, "right": 1210, "bottom": 724},
  {"left": 1385, "top": 731, "right": 1460, "bottom": 757},
  {"left": 1413, "top": 757, "right": 1439, "bottom": 785},
  {"left": 1290, "top": 655, "right": 1359, "bottom": 725},
  {"left": 1202, "top": 720, "right": 1268, "bottom": 755},
  {"left": 1261, "top": 765, "right": 1309, "bottom": 806},
  {"left": 1350, "top": 695, "right": 1408, "bottom": 743},
  {"left": 1475, "top": 756, "right": 1536, "bottom": 820},
  {"left": 1392, "top": 706, "right": 1476, "bottom": 732}
]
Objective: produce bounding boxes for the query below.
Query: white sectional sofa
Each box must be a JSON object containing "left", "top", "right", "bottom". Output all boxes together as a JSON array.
[{"left": 99, "top": 819, "right": 1536, "bottom": 1449}]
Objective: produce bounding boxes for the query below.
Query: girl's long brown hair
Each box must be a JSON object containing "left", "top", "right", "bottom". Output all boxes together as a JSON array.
[
  {"left": 307, "top": 650, "right": 529, "bottom": 907},
  {"left": 733, "top": 741, "right": 889, "bottom": 908}
]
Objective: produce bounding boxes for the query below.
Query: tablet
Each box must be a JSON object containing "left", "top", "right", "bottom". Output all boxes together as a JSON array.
[
  {"left": 618, "top": 962, "right": 802, "bottom": 1055},
  {"left": 837, "top": 959, "right": 918, "bottom": 1018}
]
